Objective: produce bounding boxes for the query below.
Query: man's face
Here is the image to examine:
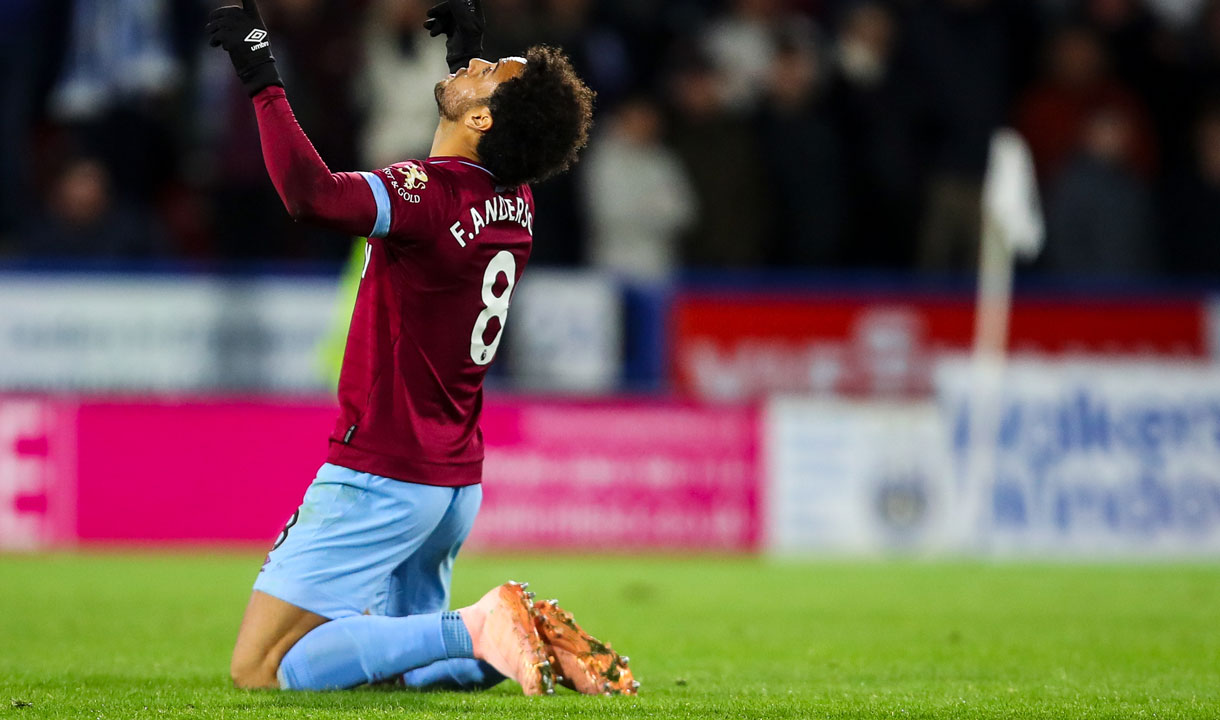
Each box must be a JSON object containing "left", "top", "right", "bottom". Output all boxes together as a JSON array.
[{"left": 434, "top": 57, "right": 527, "bottom": 121}]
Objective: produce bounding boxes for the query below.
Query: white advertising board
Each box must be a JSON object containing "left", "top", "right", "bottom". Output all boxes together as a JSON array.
[
  {"left": 765, "top": 398, "right": 952, "bottom": 553},
  {"left": 0, "top": 270, "right": 627, "bottom": 394},
  {"left": 938, "top": 360, "right": 1220, "bottom": 555},
  {"left": 767, "top": 361, "right": 1220, "bottom": 557},
  {"left": 507, "top": 270, "right": 622, "bottom": 393},
  {"left": 0, "top": 273, "right": 339, "bottom": 392}
]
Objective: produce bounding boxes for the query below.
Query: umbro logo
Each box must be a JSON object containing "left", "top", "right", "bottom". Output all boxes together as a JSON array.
[{"left": 244, "top": 28, "right": 270, "bottom": 52}]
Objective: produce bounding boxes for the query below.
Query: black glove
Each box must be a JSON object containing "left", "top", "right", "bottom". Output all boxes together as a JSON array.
[
  {"left": 206, "top": 0, "right": 284, "bottom": 97},
  {"left": 424, "top": 0, "right": 486, "bottom": 74}
]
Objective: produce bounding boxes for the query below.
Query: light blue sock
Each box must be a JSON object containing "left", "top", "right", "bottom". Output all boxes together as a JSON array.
[
  {"left": 277, "top": 611, "right": 475, "bottom": 690},
  {"left": 402, "top": 659, "right": 505, "bottom": 691}
]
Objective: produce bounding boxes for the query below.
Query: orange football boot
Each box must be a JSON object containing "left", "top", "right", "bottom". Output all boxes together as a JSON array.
[
  {"left": 460, "top": 581, "right": 555, "bottom": 695},
  {"left": 532, "top": 598, "right": 639, "bottom": 695}
]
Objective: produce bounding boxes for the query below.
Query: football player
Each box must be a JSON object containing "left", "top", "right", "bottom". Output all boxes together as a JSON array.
[{"left": 208, "top": 0, "right": 631, "bottom": 696}]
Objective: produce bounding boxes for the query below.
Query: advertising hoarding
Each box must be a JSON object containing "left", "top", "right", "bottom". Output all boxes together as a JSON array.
[
  {"left": 0, "top": 273, "right": 339, "bottom": 392},
  {"left": 0, "top": 396, "right": 760, "bottom": 552},
  {"left": 939, "top": 361, "right": 1220, "bottom": 555},
  {"left": 674, "top": 293, "right": 1208, "bottom": 399},
  {"left": 765, "top": 399, "right": 951, "bottom": 553}
]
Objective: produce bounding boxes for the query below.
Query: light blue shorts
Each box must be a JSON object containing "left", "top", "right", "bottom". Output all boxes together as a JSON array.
[{"left": 253, "top": 463, "right": 482, "bottom": 620}]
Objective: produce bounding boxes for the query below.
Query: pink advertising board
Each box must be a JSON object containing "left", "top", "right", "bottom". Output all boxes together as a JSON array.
[
  {"left": 474, "top": 401, "right": 761, "bottom": 551},
  {"left": 0, "top": 396, "right": 760, "bottom": 551}
]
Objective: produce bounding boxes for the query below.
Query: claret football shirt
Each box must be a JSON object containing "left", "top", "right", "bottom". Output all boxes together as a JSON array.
[
  {"left": 252, "top": 87, "right": 533, "bottom": 487},
  {"left": 328, "top": 158, "right": 534, "bottom": 486}
]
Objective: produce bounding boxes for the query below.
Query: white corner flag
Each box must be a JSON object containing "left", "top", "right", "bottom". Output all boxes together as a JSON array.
[
  {"left": 956, "top": 129, "right": 1045, "bottom": 551},
  {"left": 982, "top": 128, "right": 1044, "bottom": 261}
]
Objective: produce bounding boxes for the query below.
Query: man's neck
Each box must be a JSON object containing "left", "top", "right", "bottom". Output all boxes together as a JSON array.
[{"left": 429, "top": 121, "right": 480, "bottom": 161}]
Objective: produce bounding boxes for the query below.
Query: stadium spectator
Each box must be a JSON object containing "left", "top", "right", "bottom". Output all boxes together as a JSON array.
[
  {"left": 904, "top": 0, "right": 1029, "bottom": 272},
  {"left": 2, "top": 0, "right": 1220, "bottom": 279},
  {"left": 1179, "top": 0, "right": 1220, "bottom": 186},
  {"left": 828, "top": 1, "right": 916, "bottom": 268},
  {"left": 1142, "top": 0, "right": 1209, "bottom": 29},
  {"left": 256, "top": 0, "right": 362, "bottom": 178},
  {"left": 1187, "top": 0, "right": 1220, "bottom": 109},
  {"left": 201, "top": 0, "right": 364, "bottom": 261},
  {"left": 520, "top": 0, "right": 627, "bottom": 268},
  {"left": 582, "top": 98, "right": 696, "bottom": 279},
  {"left": 1084, "top": 0, "right": 1191, "bottom": 167},
  {"left": 49, "top": 0, "right": 183, "bottom": 123},
  {"left": 358, "top": 0, "right": 450, "bottom": 166},
  {"left": 525, "top": 172, "right": 589, "bottom": 267},
  {"left": 20, "top": 157, "right": 167, "bottom": 259},
  {"left": 45, "top": 0, "right": 198, "bottom": 209},
  {"left": 1084, "top": 0, "right": 1163, "bottom": 93},
  {"left": 757, "top": 32, "right": 843, "bottom": 266},
  {"left": 667, "top": 55, "right": 771, "bottom": 268},
  {"left": 594, "top": 0, "right": 675, "bottom": 94},
  {"left": 1044, "top": 108, "right": 1158, "bottom": 277},
  {"left": 1017, "top": 25, "right": 1157, "bottom": 184},
  {"left": 536, "top": 0, "right": 634, "bottom": 108},
  {"left": 701, "top": 0, "right": 816, "bottom": 112},
  {"left": 833, "top": 1, "right": 894, "bottom": 91},
  {"left": 1163, "top": 107, "right": 1220, "bottom": 277},
  {"left": 0, "top": 0, "right": 50, "bottom": 248},
  {"left": 201, "top": 66, "right": 300, "bottom": 259},
  {"left": 481, "top": 0, "right": 541, "bottom": 58}
]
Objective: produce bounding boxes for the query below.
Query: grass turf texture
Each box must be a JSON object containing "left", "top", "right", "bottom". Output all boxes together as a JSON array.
[{"left": 0, "top": 554, "right": 1218, "bottom": 719}]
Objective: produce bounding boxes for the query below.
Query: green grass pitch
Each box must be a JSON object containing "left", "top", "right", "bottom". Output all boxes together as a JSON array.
[{"left": 1, "top": 553, "right": 1218, "bottom": 719}]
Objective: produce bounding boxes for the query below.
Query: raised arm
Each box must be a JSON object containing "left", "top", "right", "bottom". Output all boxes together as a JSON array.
[
  {"left": 251, "top": 88, "right": 379, "bottom": 236},
  {"left": 208, "top": 0, "right": 379, "bottom": 237}
]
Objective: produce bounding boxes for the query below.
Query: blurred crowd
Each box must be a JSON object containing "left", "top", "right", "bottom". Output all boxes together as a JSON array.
[{"left": 3, "top": 0, "right": 1220, "bottom": 278}]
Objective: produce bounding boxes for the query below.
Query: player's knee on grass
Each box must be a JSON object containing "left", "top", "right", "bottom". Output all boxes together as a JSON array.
[
  {"left": 230, "top": 591, "right": 330, "bottom": 689},
  {"left": 230, "top": 647, "right": 281, "bottom": 689}
]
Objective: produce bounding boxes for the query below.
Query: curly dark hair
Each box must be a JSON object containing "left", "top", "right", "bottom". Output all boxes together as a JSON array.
[{"left": 478, "top": 46, "right": 595, "bottom": 187}]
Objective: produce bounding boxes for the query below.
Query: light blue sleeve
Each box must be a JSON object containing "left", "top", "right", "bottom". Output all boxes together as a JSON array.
[{"left": 359, "top": 172, "right": 392, "bottom": 239}]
